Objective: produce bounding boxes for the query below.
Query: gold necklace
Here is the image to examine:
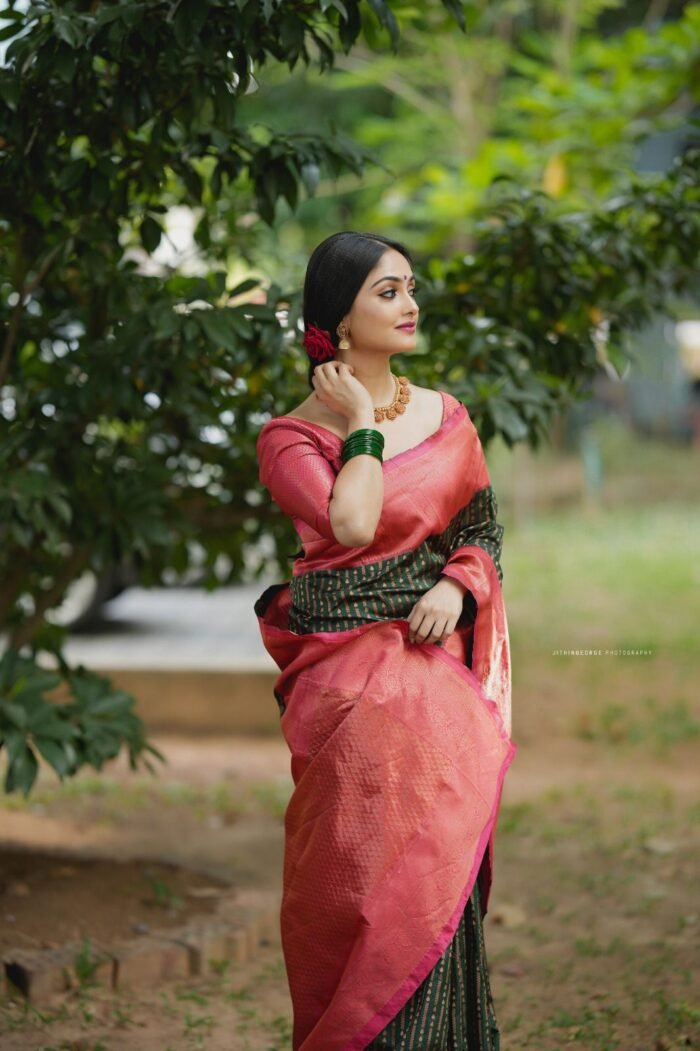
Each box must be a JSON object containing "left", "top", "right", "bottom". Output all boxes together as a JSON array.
[{"left": 374, "top": 375, "right": 411, "bottom": 423}]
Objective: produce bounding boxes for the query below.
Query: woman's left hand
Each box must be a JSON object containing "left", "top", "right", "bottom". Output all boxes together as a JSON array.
[{"left": 406, "top": 576, "right": 468, "bottom": 645}]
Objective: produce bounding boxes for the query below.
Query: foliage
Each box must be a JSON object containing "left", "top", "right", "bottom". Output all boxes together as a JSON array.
[
  {"left": 412, "top": 146, "right": 700, "bottom": 446},
  {"left": 241, "top": 0, "right": 700, "bottom": 253},
  {"left": 0, "top": 649, "right": 164, "bottom": 797},
  {"left": 0, "top": 0, "right": 698, "bottom": 797},
  {"left": 0, "top": 0, "right": 461, "bottom": 796}
]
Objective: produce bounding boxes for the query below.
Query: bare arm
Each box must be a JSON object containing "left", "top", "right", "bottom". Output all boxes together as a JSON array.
[
  {"left": 312, "top": 363, "right": 384, "bottom": 548},
  {"left": 329, "top": 405, "right": 384, "bottom": 547}
]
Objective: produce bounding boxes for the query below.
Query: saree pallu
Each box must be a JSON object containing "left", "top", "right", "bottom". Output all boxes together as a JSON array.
[{"left": 255, "top": 392, "right": 517, "bottom": 1050}]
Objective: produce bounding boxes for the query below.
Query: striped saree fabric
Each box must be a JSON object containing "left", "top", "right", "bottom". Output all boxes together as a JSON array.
[
  {"left": 287, "top": 485, "right": 502, "bottom": 637},
  {"left": 367, "top": 853, "right": 501, "bottom": 1050}
]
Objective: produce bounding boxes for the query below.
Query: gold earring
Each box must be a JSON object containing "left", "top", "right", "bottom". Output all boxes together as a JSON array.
[{"left": 337, "top": 326, "right": 351, "bottom": 351}]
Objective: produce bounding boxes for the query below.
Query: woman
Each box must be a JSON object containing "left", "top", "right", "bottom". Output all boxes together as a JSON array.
[{"left": 254, "top": 231, "right": 516, "bottom": 1050}]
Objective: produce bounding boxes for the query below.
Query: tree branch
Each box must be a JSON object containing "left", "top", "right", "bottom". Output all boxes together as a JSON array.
[
  {"left": 644, "top": 0, "right": 671, "bottom": 26},
  {"left": 0, "top": 242, "right": 64, "bottom": 388},
  {"left": 8, "top": 544, "right": 92, "bottom": 651},
  {"left": 0, "top": 552, "right": 36, "bottom": 626}
]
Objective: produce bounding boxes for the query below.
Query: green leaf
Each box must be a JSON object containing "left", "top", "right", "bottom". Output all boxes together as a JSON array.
[
  {"left": 1, "top": 702, "right": 28, "bottom": 730},
  {"left": 365, "top": 0, "right": 399, "bottom": 48},
  {"left": 489, "top": 399, "right": 530, "bottom": 442},
  {"left": 140, "top": 216, "right": 163, "bottom": 254},
  {"left": 84, "top": 692, "right": 132, "bottom": 717},
  {"left": 52, "top": 13, "right": 85, "bottom": 49},
  {"left": 0, "top": 21, "right": 22, "bottom": 41},
  {"left": 153, "top": 304, "right": 179, "bottom": 339},
  {"left": 225, "top": 310, "right": 253, "bottom": 339},
  {"left": 229, "top": 277, "right": 261, "bottom": 298},
  {"left": 5, "top": 743, "right": 38, "bottom": 797},
  {"left": 440, "top": 0, "right": 466, "bottom": 30},
  {"left": 181, "top": 164, "right": 203, "bottom": 202},
  {"left": 57, "top": 159, "right": 88, "bottom": 193},
  {"left": 211, "top": 162, "right": 223, "bottom": 197},
  {"left": 34, "top": 737, "right": 71, "bottom": 777},
  {"left": 9, "top": 670, "right": 62, "bottom": 704},
  {"left": 276, "top": 163, "right": 298, "bottom": 211},
  {"left": 197, "top": 309, "right": 240, "bottom": 351},
  {"left": 321, "top": 0, "right": 349, "bottom": 15},
  {"left": 49, "top": 495, "right": 73, "bottom": 524},
  {"left": 93, "top": 7, "right": 124, "bottom": 27}
]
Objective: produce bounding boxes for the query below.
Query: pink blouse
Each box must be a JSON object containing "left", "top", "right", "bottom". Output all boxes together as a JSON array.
[{"left": 256, "top": 389, "right": 467, "bottom": 575}]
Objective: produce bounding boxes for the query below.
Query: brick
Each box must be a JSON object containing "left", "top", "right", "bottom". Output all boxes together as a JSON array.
[
  {"left": 153, "top": 924, "right": 201, "bottom": 976},
  {"left": 168, "top": 911, "right": 266, "bottom": 970},
  {"left": 3, "top": 947, "right": 75, "bottom": 1004},
  {"left": 198, "top": 922, "right": 234, "bottom": 970},
  {"left": 3, "top": 941, "right": 116, "bottom": 1003},
  {"left": 227, "top": 926, "right": 253, "bottom": 964},
  {"left": 112, "top": 935, "right": 190, "bottom": 990},
  {"left": 218, "top": 899, "right": 269, "bottom": 958},
  {"left": 2, "top": 892, "right": 282, "bottom": 1001},
  {"left": 163, "top": 932, "right": 203, "bottom": 977},
  {"left": 166, "top": 921, "right": 231, "bottom": 976},
  {"left": 229, "top": 889, "right": 282, "bottom": 949}
]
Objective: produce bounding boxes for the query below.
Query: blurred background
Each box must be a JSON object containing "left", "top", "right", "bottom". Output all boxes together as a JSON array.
[{"left": 1, "top": 1, "right": 699, "bottom": 1048}]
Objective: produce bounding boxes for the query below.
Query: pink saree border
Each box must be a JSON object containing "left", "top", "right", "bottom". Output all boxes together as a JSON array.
[
  {"left": 340, "top": 635, "right": 516, "bottom": 1049},
  {"left": 344, "top": 724, "right": 516, "bottom": 1050}
]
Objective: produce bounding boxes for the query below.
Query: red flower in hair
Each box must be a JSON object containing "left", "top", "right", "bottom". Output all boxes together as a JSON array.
[{"left": 303, "top": 324, "right": 336, "bottom": 363}]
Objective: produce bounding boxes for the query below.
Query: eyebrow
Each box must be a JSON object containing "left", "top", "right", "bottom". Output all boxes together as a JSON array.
[{"left": 370, "top": 274, "right": 416, "bottom": 289}]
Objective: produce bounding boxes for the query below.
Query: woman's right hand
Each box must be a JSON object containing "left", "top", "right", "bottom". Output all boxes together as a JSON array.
[{"left": 311, "top": 361, "right": 374, "bottom": 422}]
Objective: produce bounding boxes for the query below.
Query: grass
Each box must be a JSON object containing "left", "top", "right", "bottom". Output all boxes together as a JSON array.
[
  {"left": 490, "top": 775, "right": 700, "bottom": 1050},
  {"left": 0, "top": 770, "right": 293, "bottom": 824},
  {"left": 488, "top": 411, "right": 700, "bottom": 512},
  {"left": 574, "top": 695, "right": 700, "bottom": 749},
  {"left": 502, "top": 500, "right": 700, "bottom": 659},
  {"left": 1, "top": 950, "right": 295, "bottom": 1049}
]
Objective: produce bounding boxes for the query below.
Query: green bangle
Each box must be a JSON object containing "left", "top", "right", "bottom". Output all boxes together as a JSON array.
[
  {"left": 341, "top": 426, "right": 385, "bottom": 464},
  {"left": 342, "top": 446, "right": 384, "bottom": 464},
  {"left": 343, "top": 436, "right": 384, "bottom": 453},
  {"left": 338, "top": 441, "right": 382, "bottom": 462},
  {"left": 345, "top": 427, "right": 385, "bottom": 447}
]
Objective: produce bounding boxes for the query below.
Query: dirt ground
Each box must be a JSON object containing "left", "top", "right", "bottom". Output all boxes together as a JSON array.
[
  {"left": 1, "top": 721, "right": 698, "bottom": 1050},
  {"left": 0, "top": 739, "right": 287, "bottom": 958},
  {"left": 0, "top": 847, "right": 232, "bottom": 952}
]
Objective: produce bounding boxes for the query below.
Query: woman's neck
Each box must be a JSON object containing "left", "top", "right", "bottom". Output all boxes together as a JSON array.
[{"left": 338, "top": 356, "right": 396, "bottom": 404}]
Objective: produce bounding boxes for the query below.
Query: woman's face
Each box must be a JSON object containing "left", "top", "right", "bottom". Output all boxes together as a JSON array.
[{"left": 342, "top": 248, "right": 419, "bottom": 357}]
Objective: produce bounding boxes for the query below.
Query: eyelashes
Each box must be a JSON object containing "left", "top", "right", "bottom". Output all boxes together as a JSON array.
[{"left": 379, "top": 287, "right": 418, "bottom": 299}]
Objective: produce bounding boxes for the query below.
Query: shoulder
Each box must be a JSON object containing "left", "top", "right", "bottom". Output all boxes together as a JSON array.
[
  {"left": 257, "top": 392, "right": 332, "bottom": 436},
  {"left": 410, "top": 385, "right": 462, "bottom": 415},
  {"left": 257, "top": 414, "right": 317, "bottom": 448},
  {"left": 255, "top": 413, "right": 330, "bottom": 470}
]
